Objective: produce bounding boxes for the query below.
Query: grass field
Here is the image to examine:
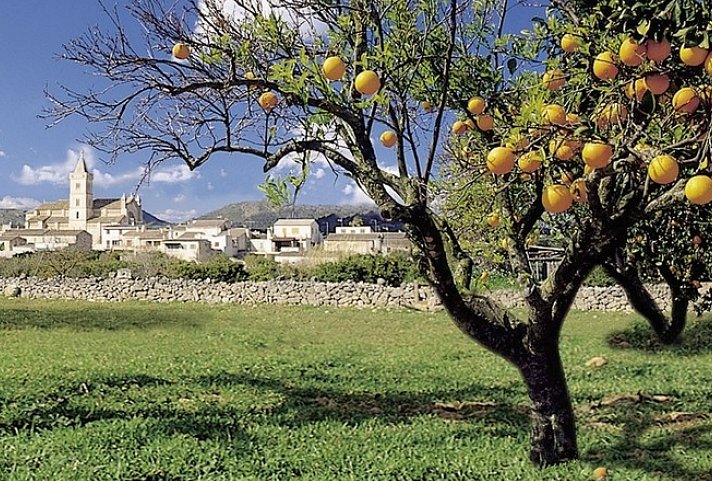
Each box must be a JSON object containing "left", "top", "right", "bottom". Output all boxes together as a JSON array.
[{"left": 0, "top": 298, "right": 710, "bottom": 480}]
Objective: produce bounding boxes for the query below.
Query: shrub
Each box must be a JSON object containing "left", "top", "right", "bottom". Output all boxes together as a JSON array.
[
  {"left": 308, "top": 252, "right": 420, "bottom": 286},
  {"left": 243, "top": 254, "right": 281, "bottom": 281}
]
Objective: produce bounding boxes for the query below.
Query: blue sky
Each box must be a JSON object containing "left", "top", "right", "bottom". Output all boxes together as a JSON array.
[{"left": 0, "top": 1, "right": 541, "bottom": 222}]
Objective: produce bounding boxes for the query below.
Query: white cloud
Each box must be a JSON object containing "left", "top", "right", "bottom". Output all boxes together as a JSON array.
[
  {"left": 172, "top": 194, "right": 187, "bottom": 203},
  {"left": 150, "top": 165, "right": 199, "bottom": 183},
  {"left": 219, "top": 169, "right": 228, "bottom": 177},
  {"left": 0, "top": 151, "right": 6, "bottom": 157},
  {"left": 14, "top": 145, "right": 198, "bottom": 188},
  {"left": 0, "top": 196, "right": 40, "bottom": 210},
  {"left": 207, "top": 182, "right": 215, "bottom": 190},
  {"left": 155, "top": 208, "right": 198, "bottom": 223},
  {"left": 341, "top": 181, "right": 375, "bottom": 206},
  {"left": 313, "top": 168, "right": 325, "bottom": 179}
]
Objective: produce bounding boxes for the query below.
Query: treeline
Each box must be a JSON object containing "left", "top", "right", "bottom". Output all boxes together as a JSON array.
[{"left": 0, "top": 250, "right": 421, "bottom": 287}]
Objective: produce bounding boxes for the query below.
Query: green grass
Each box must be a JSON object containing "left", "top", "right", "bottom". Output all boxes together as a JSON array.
[{"left": 0, "top": 298, "right": 710, "bottom": 480}]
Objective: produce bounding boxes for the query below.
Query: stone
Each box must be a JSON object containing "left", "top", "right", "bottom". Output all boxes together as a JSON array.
[
  {"left": 3, "top": 284, "right": 20, "bottom": 297},
  {"left": 585, "top": 356, "right": 607, "bottom": 368},
  {"left": 116, "top": 268, "right": 133, "bottom": 279}
]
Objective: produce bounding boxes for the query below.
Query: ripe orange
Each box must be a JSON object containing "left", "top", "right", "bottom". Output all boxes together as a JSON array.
[
  {"left": 592, "top": 466, "right": 608, "bottom": 480},
  {"left": 258, "top": 91, "right": 279, "bottom": 110},
  {"left": 486, "top": 147, "right": 516, "bottom": 175},
  {"left": 542, "top": 69, "right": 566, "bottom": 90},
  {"left": 542, "top": 104, "right": 567, "bottom": 126},
  {"left": 672, "top": 87, "right": 700, "bottom": 113},
  {"left": 570, "top": 178, "right": 588, "bottom": 203},
  {"left": 245, "top": 71, "right": 256, "bottom": 80},
  {"left": 422, "top": 100, "right": 433, "bottom": 112},
  {"left": 380, "top": 130, "right": 397, "bottom": 148},
  {"left": 582, "top": 142, "right": 613, "bottom": 168},
  {"left": 619, "top": 37, "right": 646, "bottom": 67},
  {"left": 542, "top": 184, "right": 573, "bottom": 213},
  {"left": 476, "top": 114, "right": 494, "bottom": 131},
  {"left": 705, "top": 52, "right": 712, "bottom": 76},
  {"left": 561, "top": 34, "right": 580, "bottom": 53},
  {"left": 596, "top": 103, "right": 628, "bottom": 128},
  {"left": 553, "top": 139, "right": 580, "bottom": 161},
  {"left": 467, "top": 96, "right": 486, "bottom": 115},
  {"left": 172, "top": 42, "right": 190, "bottom": 60},
  {"left": 517, "top": 151, "right": 543, "bottom": 173},
  {"left": 452, "top": 120, "right": 468, "bottom": 135},
  {"left": 322, "top": 56, "right": 346, "bottom": 81},
  {"left": 593, "top": 52, "right": 619, "bottom": 80},
  {"left": 625, "top": 78, "right": 648, "bottom": 101},
  {"left": 646, "top": 38, "right": 671, "bottom": 63},
  {"left": 648, "top": 154, "right": 679, "bottom": 184},
  {"left": 645, "top": 73, "right": 670, "bottom": 95},
  {"left": 680, "top": 46, "right": 708, "bottom": 66},
  {"left": 354, "top": 70, "right": 381, "bottom": 95},
  {"left": 486, "top": 213, "right": 501, "bottom": 228},
  {"left": 685, "top": 175, "right": 712, "bottom": 205},
  {"left": 566, "top": 113, "right": 581, "bottom": 125}
]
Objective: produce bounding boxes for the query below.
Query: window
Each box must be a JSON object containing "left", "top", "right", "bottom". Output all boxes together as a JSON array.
[
  {"left": 75, "top": 183, "right": 80, "bottom": 189},
  {"left": 291, "top": 227, "right": 299, "bottom": 235},
  {"left": 76, "top": 212, "right": 79, "bottom": 219},
  {"left": 75, "top": 199, "right": 80, "bottom": 206},
  {"left": 190, "top": 244, "right": 196, "bottom": 250},
  {"left": 213, "top": 242, "right": 220, "bottom": 247}
]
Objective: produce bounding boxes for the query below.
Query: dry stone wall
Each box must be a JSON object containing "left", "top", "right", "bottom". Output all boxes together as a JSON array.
[{"left": 0, "top": 276, "right": 685, "bottom": 312}]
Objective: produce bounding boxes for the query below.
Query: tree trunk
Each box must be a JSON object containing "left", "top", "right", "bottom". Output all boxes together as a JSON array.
[
  {"left": 603, "top": 260, "right": 687, "bottom": 344},
  {"left": 521, "top": 349, "right": 578, "bottom": 466}
]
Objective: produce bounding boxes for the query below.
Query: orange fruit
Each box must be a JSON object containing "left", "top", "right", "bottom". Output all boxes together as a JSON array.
[
  {"left": 619, "top": 37, "right": 646, "bottom": 66},
  {"left": 592, "top": 466, "right": 608, "bottom": 480},
  {"left": 648, "top": 154, "right": 679, "bottom": 184},
  {"left": 680, "top": 46, "right": 708, "bottom": 66},
  {"left": 625, "top": 78, "right": 648, "bottom": 101},
  {"left": 245, "top": 71, "right": 256, "bottom": 80},
  {"left": 467, "top": 96, "right": 486, "bottom": 115},
  {"left": 322, "top": 56, "right": 346, "bottom": 81},
  {"left": 596, "top": 103, "right": 628, "bottom": 128},
  {"left": 672, "top": 87, "right": 700, "bottom": 113},
  {"left": 517, "top": 151, "right": 543, "bottom": 173},
  {"left": 646, "top": 38, "right": 671, "bottom": 63},
  {"left": 172, "top": 42, "right": 190, "bottom": 60},
  {"left": 354, "top": 70, "right": 381, "bottom": 95},
  {"left": 486, "top": 147, "right": 516, "bottom": 175},
  {"left": 566, "top": 113, "right": 581, "bottom": 125},
  {"left": 685, "top": 175, "right": 712, "bottom": 205},
  {"left": 705, "top": 52, "right": 712, "bottom": 76},
  {"left": 542, "top": 104, "right": 567, "bottom": 126},
  {"left": 476, "top": 114, "right": 494, "bottom": 131},
  {"left": 582, "top": 142, "right": 613, "bottom": 168},
  {"left": 593, "top": 52, "right": 619, "bottom": 80},
  {"left": 645, "top": 73, "right": 670, "bottom": 95},
  {"left": 553, "top": 139, "right": 580, "bottom": 161},
  {"left": 561, "top": 34, "right": 581, "bottom": 53},
  {"left": 380, "top": 130, "right": 397, "bottom": 148},
  {"left": 464, "top": 118, "right": 476, "bottom": 130},
  {"left": 452, "top": 120, "right": 468, "bottom": 135},
  {"left": 542, "top": 69, "right": 566, "bottom": 90},
  {"left": 258, "top": 91, "right": 279, "bottom": 110},
  {"left": 570, "top": 178, "right": 588, "bottom": 203},
  {"left": 542, "top": 184, "right": 573, "bottom": 213},
  {"left": 422, "top": 100, "right": 432, "bottom": 112},
  {"left": 486, "top": 213, "right": 501, "bottom": 228}
]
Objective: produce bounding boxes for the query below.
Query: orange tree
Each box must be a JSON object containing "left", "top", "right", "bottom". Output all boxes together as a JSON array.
[{"left": 47, "top": 0, "right": 712, "bottom": 466}]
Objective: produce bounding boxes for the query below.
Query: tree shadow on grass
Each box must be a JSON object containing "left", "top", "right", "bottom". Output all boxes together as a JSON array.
[
  {"left": 0, "top": 371, "right": 530, "bottom": 442},
  {"left": 607, "top": 315, "right": 712, "bottom": 355},
  {"left": 194, "top": 371, "right": 530, "bottom": 438},
  {"left": 581, "top": 397, "right": 712, "bottom": 481},
  {"left": 0, "top": 306, "right": 201, "bottom": 331}
]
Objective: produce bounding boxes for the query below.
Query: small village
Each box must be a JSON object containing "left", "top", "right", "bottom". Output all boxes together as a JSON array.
[{"left": 0, "top": 155, "right": 411, "bottom": 263}]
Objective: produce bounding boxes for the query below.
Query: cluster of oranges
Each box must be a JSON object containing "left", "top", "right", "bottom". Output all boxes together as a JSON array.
[{"left": 470, "top": 30, "right": 712, "bottom": 216}]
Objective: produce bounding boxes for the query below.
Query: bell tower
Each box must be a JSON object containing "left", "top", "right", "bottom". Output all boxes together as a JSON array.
[{"left": 69, "top": 152, "right": 93, "bottom": 230}]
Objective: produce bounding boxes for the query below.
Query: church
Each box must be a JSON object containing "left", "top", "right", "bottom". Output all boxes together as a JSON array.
[{"left": 22, "top": 153, "right": 144, "bottom": 250}]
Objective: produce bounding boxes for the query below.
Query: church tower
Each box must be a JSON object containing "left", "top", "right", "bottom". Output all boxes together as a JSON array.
[{"left": 69, "top": 152, "right": 93, "bottom": 230}]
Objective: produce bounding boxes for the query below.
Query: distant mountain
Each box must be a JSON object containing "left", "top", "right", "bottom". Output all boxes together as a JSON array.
[
  {"left": 142, "top": 210, "right": 170, "bottom": 227},
  {"left": 0, "top": 209, "right": 25, "bottom": 227},
  {"left": 199, "top": 200, "right": 404, "bottom": 232}
]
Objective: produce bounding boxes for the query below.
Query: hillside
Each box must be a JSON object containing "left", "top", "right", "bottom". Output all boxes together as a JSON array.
[
  {"left": 199, "top": 200, "right": 404, "bottom": 232},
  {"left": 0, "top": 209, "right": 26, "bottom": 227}
]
